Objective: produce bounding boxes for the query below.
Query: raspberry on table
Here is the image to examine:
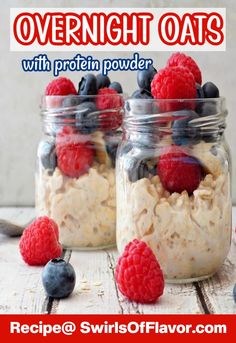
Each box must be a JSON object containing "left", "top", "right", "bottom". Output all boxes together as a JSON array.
[
  {"left": 158, "top": 145, "right": 202, "bottom": 194},
  {"left": 115, "top": 239, "right": 164, "bottom": 303},
  {"left": 96, "top": 87, "right": 123, "bottom": 131},
  {"left": 56, "top": 126, "right": 94, "bottom": 178},
  {"left": 167, "top": 52, "right": 202, "bottom": 85},
  {"left": 19, "top": 217, "right": 62, "bottom": 266},
  {"left": 45, "top": 77, "right": 77, "bottom": 96}
]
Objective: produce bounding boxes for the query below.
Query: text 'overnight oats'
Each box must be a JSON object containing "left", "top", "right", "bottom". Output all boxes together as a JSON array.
[
  {"left": 116, "top": 53, "right": 232, "bottom": 282},
  {"left": 36, "top": 75, "right": 124, "bottom": 249}
]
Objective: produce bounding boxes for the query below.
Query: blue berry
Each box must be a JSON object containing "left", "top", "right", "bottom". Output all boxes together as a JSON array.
[
  {"left": 78, "top": 73, "right": 98, "bottom": 96},
  {"left": 137, "top": 65, "right": 157, "bottom": 92},
  {"left": 202, "top": 82, "right": 219, "bottom": 98},
  {"left": 197, "top": 102, "right": 218, "bottom": 117},
  {"left": 42, "top": 258, "right": 76, "bottom": 298},
  {"left": 105, "top": 138, "right": 119, "bottom": 167},
  {"left": 233, "top": 284, "right": 236, "bottom": 303},
  {"left": 109, "top": 81, "right": 123, "bottom": 93},
  {"left": 172, "top": 110, "right": 201, "bottom": 146},
  {"left": 62, "top": 95, "right": 80, "bottom": 107},
  {"left": 196, "top": 83, "right": 204, "bottom": 98},
  {"left": 75, "top": 101, "right": 98, "bottom": 134},
  {"left": 126, "top": 157, "right": 149, "bottom": 182},
  {"left": 96, "top": 74, "right": 111, "bottom": 89},
  {"left": 131, "top": 89, "right": 153, "bottom": 99},
  {"left": 38, "top": 141, "right": 57, "bottom": 173},
  {"left": 129, "top": 98, "right": 153, "bottom": 115}
]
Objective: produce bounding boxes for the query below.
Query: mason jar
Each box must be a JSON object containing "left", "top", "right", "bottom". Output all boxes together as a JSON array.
[
  {"left": 116, "top": 98, "right": 232, "bottom": 283},
  {"left": 36, "top": 93, "right": 124, "bottom": 249}
]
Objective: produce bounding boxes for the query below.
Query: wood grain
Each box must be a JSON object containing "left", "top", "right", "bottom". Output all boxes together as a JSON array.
[
  {"left": 0, "top": 208, "right": 47, "bottom": 314},
  {"left": 0, "top": 207, "right": 235, "bottom": 314}
]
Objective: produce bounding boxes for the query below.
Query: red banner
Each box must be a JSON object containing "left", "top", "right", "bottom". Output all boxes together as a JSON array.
[{"left": 0, "top": 314, "right": 235, "bottom": 342}]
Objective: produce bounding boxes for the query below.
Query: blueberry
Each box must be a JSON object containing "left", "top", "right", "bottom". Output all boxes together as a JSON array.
[
  {"left": 78, "top": 73, "right": 98, "bottom": 96},
  {"left": 196, "top": 83, "right": 204, "bottom": 98},
  {"left": 75, "top": 101, "right": 98, "bottom": 134},
  {"left": 129, "top": 98, "right": 153, "bottom": 115},
  {"left": 96, "top": 74, "right": 111, "bottom": 89},
  {"left": 126, "top": 157, "right": 149, "bottom": 182},
  {"left": 119, "top": 142, "right": 133, "bottom": 156},
  {"left": 202, "top": 82, "right": 219, "bottom": 98},
  {"left": 124, "top": 149, "right": 157, "bottom": 182},
  {"left": 131, "top": 89, "right": 153, "bottom": 99},
  {"left": 172, "top": 110, "right": 201, "bottom": 146},
  {"left": 196, "top": 102, "right": 218, "bottom": 117},
  {"left": 233, "top": 284, "right": 236, "bottom": 303},
  {"left": 109, "top": 81, "right": 123, "bottom": 93},
  {"left": 42, "top": 258, "right": 76, "bottom": 298},
  {"left": 38, "top": 140, "right": 57, "bottom": 173},
  {"left": 62, "top": 95, "right": 80, "bottom": 107},
  {"left": 106, "top": 139, "right": 119, "bottom": 167},
  {"left": 137, "top": 65, "right": 157, "bottom": 92}
]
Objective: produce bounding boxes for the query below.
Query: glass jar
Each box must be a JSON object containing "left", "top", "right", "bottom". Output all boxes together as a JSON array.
[
  {"left": 36, "top": 93, "right": 124, "bottom": 249},
  {"left": 116, "top": 98, "right": 232, "bottom": 283}
]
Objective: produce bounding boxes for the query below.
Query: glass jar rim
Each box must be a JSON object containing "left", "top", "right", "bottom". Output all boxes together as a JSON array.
[
  {"left": 40, "top": 93, "right": 127, "bottom": 111},
  {"left": 126, "top": 96, "right": 225, "bottom": 103}
]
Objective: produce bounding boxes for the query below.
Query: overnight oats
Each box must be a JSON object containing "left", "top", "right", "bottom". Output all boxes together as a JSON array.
[
  {"left": 36, "top": 75, "right": 124, "bottom": 249},
  {"left": 116, "top": 53, "right": 232, "bottom": 282}
]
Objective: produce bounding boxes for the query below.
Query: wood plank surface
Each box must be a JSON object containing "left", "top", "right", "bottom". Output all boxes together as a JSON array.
[
  {"left": 0, "top": 208, "right": 47, "bottom": 314},
  {"left": 0, "top": 207, "right": 235, "bottom": 314}
]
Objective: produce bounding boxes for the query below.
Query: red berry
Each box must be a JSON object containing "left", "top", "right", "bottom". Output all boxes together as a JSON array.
[
  {"left": 56, "top": 126, "right": 94, "bottom": 178},
  {"left": 167, "top": 52, "right": 202, "bottom": 85},
  {"left": 151, "top": 66, "right": 197, "bottom": 100},
  {"left": 19, "top": 217, "right": 62, "bottom": 266},
  {"left": 151, "top": 66, "right": 197, "bottom": 111},
  {"left": 115, "top": 239, "right": 164, "bottom": 303},
  {"left": 158, "top": 146, "right": 202, "bottom": 194},
  {"left": 45, "top": 77, "right": 77, "bottom": 96},
  {"left": 96, "top": 88, "right": 123, "bottom": 131}
]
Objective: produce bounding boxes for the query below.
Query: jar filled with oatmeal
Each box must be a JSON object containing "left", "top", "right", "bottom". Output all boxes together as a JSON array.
[
  {"left": 36, "top": 85, "right": 124, "bottom": 249},
  {"left": 116, "top": 97, "right": 232, "bottom": 282}
]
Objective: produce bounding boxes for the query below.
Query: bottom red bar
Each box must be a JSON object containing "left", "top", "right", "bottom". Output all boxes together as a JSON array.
[{"left": 0, "top": 314, "right": 235, "bottom": 342}]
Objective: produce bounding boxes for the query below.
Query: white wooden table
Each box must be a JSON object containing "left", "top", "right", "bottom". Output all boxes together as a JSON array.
[{"left": 0, "top": 207, "right": 235, "bottom": 314}]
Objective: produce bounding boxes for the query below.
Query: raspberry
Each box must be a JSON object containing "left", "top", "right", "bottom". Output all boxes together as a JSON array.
[
  {"left": 115, "top": 239, "right": 164, "bottom": 303},
  {"left": 19, "top": 217, "right": 62, "bottom": 266},
  {"left": 56, "top": 126, "right": 94, "bottom": 178},
  {"left": 167, "top": 52, "right": 202, "bottom": 85},
  {"left": 158, "top": 145, "right": 202, "bottom": 194},
  {"left": 96, "top": 88, "right": 123, "bottom": 131},
  {"left": 45, "top": 77, "right": 77, "bottom": 96},
  {"left": 151, "top": 66, "right": 197, "bottom": 100}
]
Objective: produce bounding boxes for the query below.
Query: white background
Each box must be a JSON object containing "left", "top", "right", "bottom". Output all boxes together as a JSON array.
[{"left": 0, "top": 0, "right": 236, "bottom": 205}]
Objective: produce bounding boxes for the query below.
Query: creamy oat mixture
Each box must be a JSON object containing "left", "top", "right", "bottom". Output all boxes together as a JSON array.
[
  {"left": 36, "top": 163, "right": 116, "bottom": 248},
  {"left": 116, "top": 144, "right": 232, "bottom": 281}
]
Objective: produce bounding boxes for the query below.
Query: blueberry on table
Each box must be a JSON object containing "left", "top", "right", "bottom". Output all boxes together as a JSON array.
[
  {"left": 96, "top": 74, "right": 111, "bottom": 89},
  {"left": 42, "top": 258, "right": 76, "bottom": 298},
  {"left": 172, "top": 110, "right": 201, "bottom": 146},
  {"left": 78, "top": 73, "right": 98, "bottom": 96},
  {"left": 196, "top": 83, "right": 204, "bottom": 98},
  {"left": 109, "top": 81, "right": 123, "bottom": 94},
  {"left": 38, "top": 140, "right": 57, "bottom": 173},
  {"left": 62, "top": 95, "right": 81, "bottom": 107},
  {"left": 131, "top": 89, "right": 153, "bottom": 99},
  {"left": 202, "top": 82, "right": 220, "bottom": 98},
  {"left": 137, "top": 65, "right": 157, "bottom": 92},
  {"left": 75, "top": 101, "right": 98, "bottom": 134}
]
